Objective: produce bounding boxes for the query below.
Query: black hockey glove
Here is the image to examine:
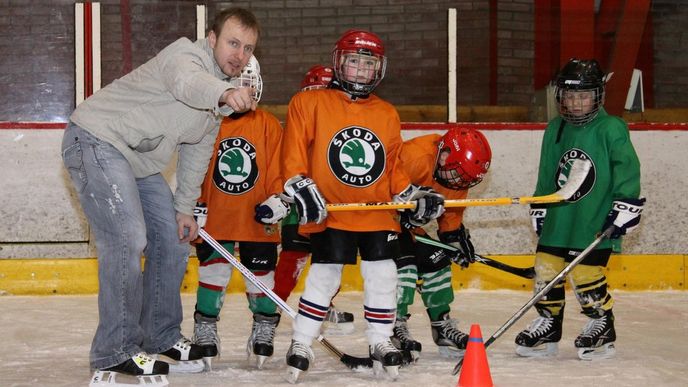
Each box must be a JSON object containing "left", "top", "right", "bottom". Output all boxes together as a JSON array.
[
  {"left": 439, "top": 224, "right": 475, "bottom": 268},
  {"left": 529, "top": 204, "right": 547, "bottom": 237},
  {"left": 193, "top": 202, "right": 207, "bottom": 228},
  {"left": 393, "top": 184, "right": 445, "bottom": 227},
  {"left": 283, "top": 175, "right": 327, "bottom": 225},
  {"left": 602, "top": 197, "right": 645, "bottom": 239},
  {"left": 254, "top": 194, "right": 290, "bottom": 225}
]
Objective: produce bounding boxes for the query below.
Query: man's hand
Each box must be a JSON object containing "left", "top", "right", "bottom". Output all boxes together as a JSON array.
[
  {"left": 177, "top": 212, "right": 198, "bottom": 243},
  {"left": 220, "top": 87, "right": 257, "bottom": 113}
]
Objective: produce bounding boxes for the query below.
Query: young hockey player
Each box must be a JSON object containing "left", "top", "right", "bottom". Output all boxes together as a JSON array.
[
  {"left": 273, "top": 64, "right": 355, "bottom": 335},
  {"left": 393, "top": 127, "right": 492, "bottom": 361},
  {"left": 280, "top": 30, "right": 445, "bottom": 382},
  {"left": 515, "top": 58, "right": 643, "bottom": 360},
  {"left": 191, "top": 56, "right": 288, "bottom": 370},
  {"left": 63, "top": 8, "right": 259, "bottom": 384}
]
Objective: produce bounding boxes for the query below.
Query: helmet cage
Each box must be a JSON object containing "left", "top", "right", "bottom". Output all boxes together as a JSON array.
[
  {"left": 229, "top": 55, "right": 263, "bottom": 103},
  {"left": 434, "top": 158, "right": 480, "bottom": 189},
  {"left": 333, "top": 49, "right": 386, "bottom": 97},
  {"left": 555, "top": 85, "right": 604, "bottom": 126}
]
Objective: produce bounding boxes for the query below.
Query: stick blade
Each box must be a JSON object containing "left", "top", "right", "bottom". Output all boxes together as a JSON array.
[
  {"left": 554, "top": 159, "right": 592, "bottom": 201},
  {"left": 340, "top": 354, "right": 373, "bottom": 369}
]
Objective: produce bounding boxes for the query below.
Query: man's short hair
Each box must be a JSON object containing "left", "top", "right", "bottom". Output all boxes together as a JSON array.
[{"left": 211, "top": 8, "right": 260, "bottom": 40}]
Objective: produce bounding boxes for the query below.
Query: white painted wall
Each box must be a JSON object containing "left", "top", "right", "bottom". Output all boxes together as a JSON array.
[{"left": 1, "top": 127, "right": 685, "bottom": 258}]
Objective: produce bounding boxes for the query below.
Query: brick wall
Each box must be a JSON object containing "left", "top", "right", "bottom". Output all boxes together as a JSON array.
[
  {"left": 0, "top": 0, "right": 685, "bottom": 122},
  {"left": 651, "top": 0, "right": 688, "bottom": 108}
]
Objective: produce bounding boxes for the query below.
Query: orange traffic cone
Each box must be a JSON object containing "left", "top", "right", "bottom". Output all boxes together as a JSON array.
[{"left": 457, "top": 324, "right": 493, "bottom": 387}]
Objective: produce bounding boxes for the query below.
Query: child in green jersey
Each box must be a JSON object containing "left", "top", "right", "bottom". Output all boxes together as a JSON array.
[{"left": 515, "top": 59, "right": 644, "bottom": 361}]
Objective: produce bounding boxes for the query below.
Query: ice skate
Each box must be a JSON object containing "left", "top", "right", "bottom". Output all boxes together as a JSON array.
[
  {"left": 156, "top": 337, "right": 205, "bottom": 373},
  {"left": 514, "top": 313, "right": 563, "bottom": 357},
  {"left": 369, "top": 339, "right": 402, "bottom": 380},
  {"left": 391, "top": 314, "right": 422, "bottom": 362},
  {"left": 90, "top": 353, "right": 169, "bottom": 387},
  {"left": 285, "top": 340, "right": 314, "bottom": 384},
  {"left": 322, "top": 304, "right": 355, "bottom": 335},
  {"left": 430, "top": 312, "right": 469, "bottom": 358},
  {"left": 192, "top": 312, "right": 220, "bottom": 370},
  {"left": 575, "top": 310, "right": 616, "bottom": 360},
  {"left": 247, "top": 312, "right": 280, "bottom": 369}
]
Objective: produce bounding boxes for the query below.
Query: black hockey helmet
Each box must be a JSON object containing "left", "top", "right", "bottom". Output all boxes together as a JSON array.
[{"left": 555, "top": 58, "right": 606, "bottom": 126}]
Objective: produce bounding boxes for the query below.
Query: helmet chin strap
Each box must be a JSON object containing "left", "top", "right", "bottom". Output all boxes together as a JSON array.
[{"left": 330, "top": 78, "right": 370, "bottom": 100}]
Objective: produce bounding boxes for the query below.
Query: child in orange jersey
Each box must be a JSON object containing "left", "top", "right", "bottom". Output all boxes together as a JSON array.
[
  {"left": 191, "top": 56, "right": 288, "bottom": 370},
  {"left": 392, "top": 127, "right": 491, "bottom": 361},
  {"left": 272, "top": 64, "right": 355, "bottom": 335},
  {"left": 280, "top": 30, "right": 444, "bottom": 383}
]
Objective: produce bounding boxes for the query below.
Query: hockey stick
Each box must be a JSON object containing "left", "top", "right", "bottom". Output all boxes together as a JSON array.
[
  {"left": 198, "top": 229, "right": 373, "bottom": 369},
  {"left": 451, "top": 225, "right": 615, "bottom": 375},
  {"left": 326, "top": 159, "right": 591, "bottom": 212},
  {"left": 414, "top": 235, "right": 535, "bottom": 279}
]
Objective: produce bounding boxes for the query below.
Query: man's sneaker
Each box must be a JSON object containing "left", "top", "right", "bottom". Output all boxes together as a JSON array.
[
  {"left": 369, "top": 339, "right": 402, "bottom": 380},
  {"left": 247, "top": 312, "right": 281, "bottom": 369},
  {"left": 192, "top": 312, "right": 220, "bottom": 370},
  {"left": 90, "top": 353, "right": 169, "bottom": 387},
  {"left": 515, "top": 313, "right": 563, "bottom": 357},
  {"left": 157, "top": 337, "right": 206, "bottom": 373},
  {"left": 575, "top": 309, "right": 616, "bottom": 360},
  {"left": 322, "top": 304, "right": 355, "bottom": 335},
  {"left": 391, "top": 314, "right": 422, "bottom": 361},
  {"left": 430, "top": 312, "right": 469, "bottom": 358},
  {"left": 285, "top": 340, "right": 314, "bottom": 384}
]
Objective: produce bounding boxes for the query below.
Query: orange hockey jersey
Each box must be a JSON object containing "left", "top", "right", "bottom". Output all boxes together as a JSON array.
[
  {"left": 282, "top": 89, "right": 411, "bottom": 234},
  {"left": 198, "top": 109, "right": 283, "bottom": 242},
  {"left": 400, "top": 134, "right": 468, "bottom": 233}
]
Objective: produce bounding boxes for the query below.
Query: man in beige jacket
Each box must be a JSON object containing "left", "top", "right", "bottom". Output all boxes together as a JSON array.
[{"left": 62, "top": 7, "right": 259, "bottom": 382}]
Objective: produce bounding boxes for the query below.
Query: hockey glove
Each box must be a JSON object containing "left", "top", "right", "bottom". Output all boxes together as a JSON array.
[
  {"left": 254, "top": 194, "right": 290, "bottom": 225},
  {"left": 284, "top": 175, "right": 327, "bottom": 225},
  {"left": 529, "top": 204, "right": 547, "bottom": 237},
  {"left": 393, "top": 185, "right": 445, "bottom": 228},
  {"left": 602, "top": 197, "right": 646, "bottom": 239},
  {"left": 439, "top": 224, "right": 475, "bottom": 268},
  {"left": 193, "top": 202, "right": 207, "bottom": 228}
]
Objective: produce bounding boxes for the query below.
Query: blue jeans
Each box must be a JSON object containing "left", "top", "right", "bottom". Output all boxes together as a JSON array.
[{"left": 61, "top": 123, "right": 188, "bottom": 369}]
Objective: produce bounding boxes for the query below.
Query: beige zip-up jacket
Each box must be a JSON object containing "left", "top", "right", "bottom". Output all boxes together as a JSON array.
[{"left": 71, "top": 37, "right": 235, "bottom": 215}]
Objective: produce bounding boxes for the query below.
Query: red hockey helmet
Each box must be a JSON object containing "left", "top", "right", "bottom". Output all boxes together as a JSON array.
[
  {"left": 300, "top": 65, "right": 334, "bottom": 91},
  {"left": 434, "top": 128, "right": 492, "bottom": 189},
  {"left": 332, "top": 29, "right": 387, "bottom": 97}
]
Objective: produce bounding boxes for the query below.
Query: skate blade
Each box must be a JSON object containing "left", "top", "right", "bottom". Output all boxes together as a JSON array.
[
  {"left": 166, "top": 359, "right": 206, "bottom": 373},
  {"left": 372, "top": 360, "right": 400, "bottom": 380},
  {"left": 255, "top": 354, "right": 269, "bottom": 369},
  {"left": 285, "top": 366, "right": 305, "bottom": 384},
  {"left": 90, "top": 371, "right": 169, "bottom": 387},
  {"left": 578, "top": 342, "right": 616, "bottom": 360},
  {"left": 515, "top": 342, "right": 558, "bottom": 358},
  {"left": 202, "top": 356, "right": 214, "bottom": 372},
  {"left": 322, "top": 321, "right": 355, "bottom": 336},
  {"left": 438, "top": 345, "right": 465, "bottom": 359}
]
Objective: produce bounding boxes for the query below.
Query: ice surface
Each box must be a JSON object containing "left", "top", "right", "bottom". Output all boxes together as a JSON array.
[{"left": 1, "top": 290, "right": 686, "bottom": 386}]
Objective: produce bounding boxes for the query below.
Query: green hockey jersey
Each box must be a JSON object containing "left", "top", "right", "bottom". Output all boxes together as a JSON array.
[{"left": 534, "top": 108, "right": 641, "bottom": 252}]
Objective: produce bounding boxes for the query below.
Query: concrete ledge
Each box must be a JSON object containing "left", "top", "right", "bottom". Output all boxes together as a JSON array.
[{"left": 1, "top": 255, "right": 684, "bottom": 295}]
